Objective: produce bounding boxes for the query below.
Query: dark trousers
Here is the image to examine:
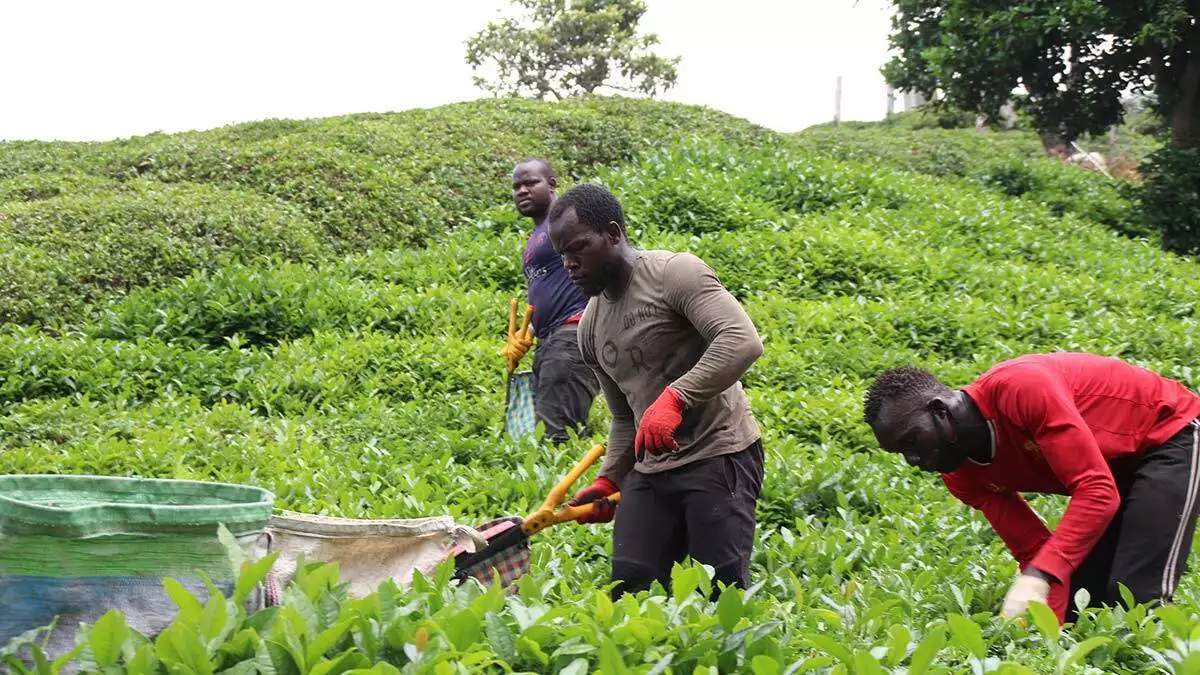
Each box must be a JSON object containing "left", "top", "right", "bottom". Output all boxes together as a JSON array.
[
  {"left": 1066, "top": 419, "right": 1200, "bottom": 623},
  {"left": 532, "top": 323, "right": 600, "bottom": 445},
  {"left": 609, "top": 439, "right": 765, "bottom": 600}
]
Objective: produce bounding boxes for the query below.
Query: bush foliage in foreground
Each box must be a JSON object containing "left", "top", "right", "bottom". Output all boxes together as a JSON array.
[{"left": 2, "top": 98, "right": 1200, "bottom": 672}]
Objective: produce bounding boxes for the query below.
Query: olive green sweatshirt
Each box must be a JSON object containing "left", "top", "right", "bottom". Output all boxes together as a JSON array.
[{"left": 577, "top": 249, "right": 763, "bottom": 484}]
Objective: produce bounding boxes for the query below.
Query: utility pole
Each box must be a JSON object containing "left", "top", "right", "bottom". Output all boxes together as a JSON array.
[{"left": 834, "top": 75, "right": 843, "bottom": 126}]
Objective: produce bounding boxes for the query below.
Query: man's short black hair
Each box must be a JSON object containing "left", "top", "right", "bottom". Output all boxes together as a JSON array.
[
  {"left": 548, "top": 183, "right": 625, "bottom": 234},
  {"left": 862, "top": 366, "right": 948, "bottom": 425},
  {"left": 514, "top": 157, "right": 555, "bottom": 179}
]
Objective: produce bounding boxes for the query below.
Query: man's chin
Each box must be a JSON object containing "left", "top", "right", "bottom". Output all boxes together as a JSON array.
[
  {"left": 935, "top": 455, "right": 968, "bottom": 473},
  {"left": 572, "top": 280, "right": 603, "bottom": 296}
]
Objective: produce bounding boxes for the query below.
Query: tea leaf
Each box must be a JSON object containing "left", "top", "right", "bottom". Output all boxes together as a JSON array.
[
  {"left": 909, "top": 624, "right": 947, "bottom": 675},
  {"left": 88, "top": 610, "right": 128, "bottom": 668},
  {"left": 443, "top": 611, "right": 481, "bottom": 651},
  {"left": 947, "top": 614, "right": 986, "bottom": 659},
  {"left": 1027, "top": 601, "right": 1060, "bottom": 643},
  {"left": 717, "top": 587, "right": 745, "bottom": 632},
  {"left": 1058, "top": 636, "right": 1109, "bottom": 672}
]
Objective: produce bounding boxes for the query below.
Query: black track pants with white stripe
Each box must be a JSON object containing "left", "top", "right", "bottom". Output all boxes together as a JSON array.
[{"left": 1066, "top": 418, "right": 1200, "bottom": 623}]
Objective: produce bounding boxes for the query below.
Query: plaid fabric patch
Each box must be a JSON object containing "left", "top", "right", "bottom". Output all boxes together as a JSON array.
[
  {"left": 455, "top": 517, "right": 530, "bottom": 590},
  {"left": 505, "top": 371, "right": 537, "bottom": 441}
]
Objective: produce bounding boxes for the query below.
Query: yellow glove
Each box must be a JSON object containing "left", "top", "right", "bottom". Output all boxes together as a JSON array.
[
  {"left": 1000, "top": 573, "right": 1050, "bottom": 619},
  {"left": 500, "top": 299, "right": 534, "bottom": 373}
]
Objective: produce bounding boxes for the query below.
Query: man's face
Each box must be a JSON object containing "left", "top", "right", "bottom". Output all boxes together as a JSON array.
[
  {"left": 549, "top": 207, "right": 615, "bottom": 297},
  {"left": 871, "top": 398, "right": 968, "bottom": 474},
  {"left": 512, "top": 162, "right": 554, "bottom": 218}
]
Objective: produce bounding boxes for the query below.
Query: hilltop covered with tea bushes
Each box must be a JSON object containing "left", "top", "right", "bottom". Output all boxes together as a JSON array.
[
  {"left": 2, "top": 97, "right": 1200, "bottom": 672},
  {"left": 794, "top": 123, "right": 1150, "bottom": 242},
  {"left": 0, "top": 97, "right": 769, "bottom": 327}
]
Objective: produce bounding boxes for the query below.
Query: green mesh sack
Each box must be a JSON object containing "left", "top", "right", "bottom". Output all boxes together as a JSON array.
[{"left": 0, "top": 474, "right": 275, "bottom": 666}]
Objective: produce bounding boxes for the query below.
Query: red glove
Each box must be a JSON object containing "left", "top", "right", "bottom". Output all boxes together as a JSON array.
[
  {"left": 635, "top": 387, "right": 686, "bottom": 458},
  {"left": 568, "top": 476, "right": 618, "bottom": 524}
]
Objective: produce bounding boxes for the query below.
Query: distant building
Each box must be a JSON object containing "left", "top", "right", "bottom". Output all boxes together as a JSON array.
[
  {"left": 903, "top": 91, "right": 926, "bottom": 110},
  {"left": 998, "top": 101, "right": 1018, "bottom": 128}
]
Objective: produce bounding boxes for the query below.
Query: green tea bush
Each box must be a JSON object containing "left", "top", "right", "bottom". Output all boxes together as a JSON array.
[
  {"left": 794, "top": 126, "right": 1046, "bottom": 178},
  {"left": 87, "top": 98, "right": 767, "bottom": 254},
  {"left": 338, "top": 223, "right": 527, "bottom": 293},
  {"left": 793, "top": 126, "right": 1149, "bottom": 242},
  {"left": 92, "top": 263, "right": 509, "bottom": 348},
  {"left": 597, "top": 142, "right": 911, "bottom": 238},
  {"left": 0, "top": 138, "right": 121, "bottom": 179},
  {"left": 0, "top": 325, "right": 263, "bottom": 407},
  {"left": 0, "top": 172, "right": 120, "bottom": 202},
  {"left": 0, "top": 97, "right": 772, "bottom": 328},
  {"left": 0, "top": 181, "right": 326, "bottom": 326},
  {"left": 1140, "top": 143, "right": 1200, "bottom": 256},
  {"left": 975, "top": 159, "right": 1147, "bottom": 239}
]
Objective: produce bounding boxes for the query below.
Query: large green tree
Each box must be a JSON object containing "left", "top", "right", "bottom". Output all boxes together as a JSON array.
[
  {"left": 464, "top": 0, "right": 680, "bottom": 100},
  {"left": 881, "top": 1, "right": 1199, "bottom": 152}
]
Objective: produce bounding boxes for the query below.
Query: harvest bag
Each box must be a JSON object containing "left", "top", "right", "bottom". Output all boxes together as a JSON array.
[
  {"left": 0, "top": 475, "right": 275, "bottom": 661},
  {"left": 264, "top": 511, "right": 488, "bottom": 600}
]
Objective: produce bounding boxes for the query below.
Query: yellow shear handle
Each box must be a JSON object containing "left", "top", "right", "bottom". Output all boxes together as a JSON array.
[
  {"left": 521, "top": 443, "right": 622, "bottom": 535},
  {"left": 505, "top": 299, "right": 534, "bottom": 375},
  {"left": 520, "top": 303, "right": 533, "bottom": 343},
  {"left": 509, "top": 299, "right": 533, "bottom": 341},
  {"left": 554, "top": 494, "right": 622, "bottom": 525}
]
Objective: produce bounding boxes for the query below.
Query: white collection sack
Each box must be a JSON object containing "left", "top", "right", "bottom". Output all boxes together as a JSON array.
[{"left": 263, "top": 511, "right": 487, "bottom": 600}]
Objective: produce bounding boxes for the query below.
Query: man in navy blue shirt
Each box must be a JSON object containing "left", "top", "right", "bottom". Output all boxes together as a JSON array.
[{"left": 506, "top": 158, "right": 600, "bottom": 444}]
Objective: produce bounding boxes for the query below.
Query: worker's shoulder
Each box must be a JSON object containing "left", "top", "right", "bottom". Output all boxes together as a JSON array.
[
  {"left": 976, "top": 353, "right": 1060, "bottom": 379},
  {"left": 636, "top": 249, "right": 714, "bottom": 278},
  {"left": 578, "top": 296, "right": 601, "bottom": 325},
  {"left": 577, "top": 298, "right": 601, "bottom": 354},
  {"left": 636, "top": 248, "right": 682, "bottom": 264},
  {"left": 979, "top": 352, "right": 1110, "bottom": 386},
  {"left": 971, "top": 354, "right": 1089, "bottom": 413}
]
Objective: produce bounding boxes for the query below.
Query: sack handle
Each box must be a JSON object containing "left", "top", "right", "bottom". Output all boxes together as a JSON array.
[{"left": 452, "top": 524, "right": 489, "bottom": 553}]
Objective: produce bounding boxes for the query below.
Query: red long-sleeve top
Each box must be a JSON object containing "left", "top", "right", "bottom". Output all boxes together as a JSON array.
[{"left": 943, "top": 353, "right": 1200, "bottom": 619}]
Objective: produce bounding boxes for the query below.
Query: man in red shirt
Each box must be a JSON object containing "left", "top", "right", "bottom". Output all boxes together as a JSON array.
[{"left": 863, "top": 352, "right": 1200, "bottom": 623}]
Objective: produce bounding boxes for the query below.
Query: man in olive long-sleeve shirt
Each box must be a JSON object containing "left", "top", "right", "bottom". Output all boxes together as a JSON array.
[{"left": 546, "top": 182, "right": 766, "bottom": 599}]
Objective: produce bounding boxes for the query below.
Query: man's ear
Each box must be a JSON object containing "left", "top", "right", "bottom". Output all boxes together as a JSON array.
[
  {"left": 928, "top": 396, "right": 951, "bottom": 416},
  {"left": 604, "top": 220, "right": 623, "bottom": 244}
]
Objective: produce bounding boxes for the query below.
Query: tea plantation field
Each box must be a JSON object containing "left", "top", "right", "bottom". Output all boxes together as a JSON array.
[{"left": 2, "top": 97, "right": 1200, "bottom": 673}]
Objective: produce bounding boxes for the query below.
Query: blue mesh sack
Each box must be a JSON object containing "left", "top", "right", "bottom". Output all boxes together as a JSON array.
[{"left": 505, "top": 370, "right": 537, "bottom": 440}]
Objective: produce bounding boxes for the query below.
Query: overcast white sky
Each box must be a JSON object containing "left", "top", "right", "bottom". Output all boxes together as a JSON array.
[{"left": 0, "top": 0, "right": 905, "bottom": 142}]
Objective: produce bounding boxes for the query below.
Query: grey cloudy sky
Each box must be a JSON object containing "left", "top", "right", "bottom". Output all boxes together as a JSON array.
[{"left": 0, "top": 0, "right": 904, "bottom": 142}]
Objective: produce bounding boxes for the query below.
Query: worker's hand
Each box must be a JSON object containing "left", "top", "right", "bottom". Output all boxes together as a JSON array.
[
  {"left": 499, "top": 299, "right": 534, "bottom": 373},
  {"left": 1000, "top": 572, "right": 1051, "bottom": 620},
  {"left": 568, "top": 476, "right": 618, "bottom": 524},
  {"left": 635, "top": 387, "right": 686, "bottom": 459}
]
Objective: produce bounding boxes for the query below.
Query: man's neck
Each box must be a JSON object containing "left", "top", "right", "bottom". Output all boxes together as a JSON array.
[
  {"left": 955, "top": 391, "right": 994, "bottom": 463},
  {"left": 602, "top": 246, "right": 638, "bottom": 301}
]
